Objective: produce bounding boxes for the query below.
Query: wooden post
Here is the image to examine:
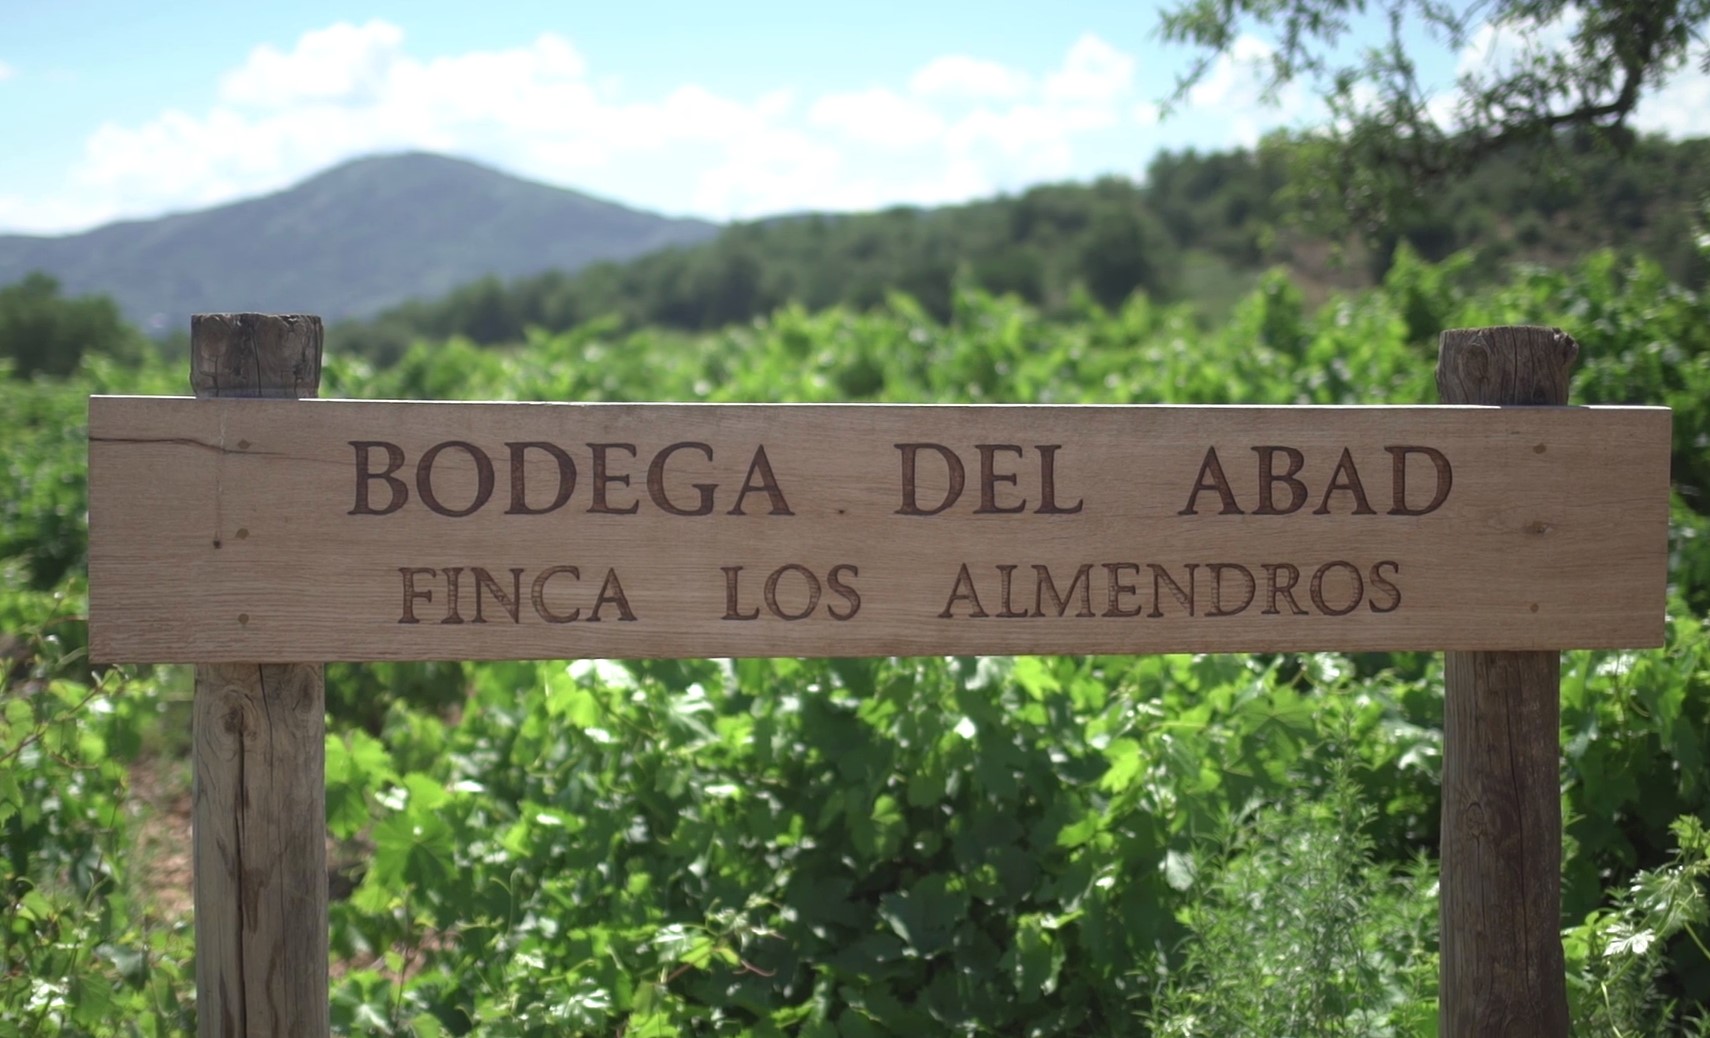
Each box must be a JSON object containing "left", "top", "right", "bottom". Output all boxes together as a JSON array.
[
  {"left": 190, "top": 314, "right": 329, "bottom": 1038},
  {"left": 1437, "top": 326, "right": 1574, "bottom": 1036}
]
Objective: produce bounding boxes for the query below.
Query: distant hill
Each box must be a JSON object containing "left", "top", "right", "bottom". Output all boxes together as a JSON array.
[
  {"left": 330, "top": 133, "right": 1710, "bottom": 361},
  {"left": 0, "top": 153, "right": 719, "bottom": 332}
]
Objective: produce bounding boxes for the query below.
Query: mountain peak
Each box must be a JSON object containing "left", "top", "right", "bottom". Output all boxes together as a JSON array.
[
  {"left": 0, "top": 152, "right": 719, "bottom": 331},
  {"left": 298, "top": 150, "right": 522, "bottom": 189}
]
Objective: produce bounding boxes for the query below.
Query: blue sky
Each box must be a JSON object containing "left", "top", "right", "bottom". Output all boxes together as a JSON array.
[{"left": 1, "top": 1, "right": 1705, "bottom": 235}]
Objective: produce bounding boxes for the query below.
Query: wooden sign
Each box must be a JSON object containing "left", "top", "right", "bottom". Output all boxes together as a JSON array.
[{"left": 87, "top": 396, "right": 1670, "bottom": 662}]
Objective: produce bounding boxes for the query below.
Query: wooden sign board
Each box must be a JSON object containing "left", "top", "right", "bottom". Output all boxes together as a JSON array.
[{"left": 87, "top": 397, "right": 1670, "bottom": 662}]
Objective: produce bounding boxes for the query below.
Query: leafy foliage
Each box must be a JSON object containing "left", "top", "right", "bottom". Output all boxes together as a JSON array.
[
  {"left": 1, "top": 588, "right": 195, "bottom": 1035},
  {"left": 1148, "top": 761, "right": 1440, "bottom": 1036},
  {"left": 4, "top": 249, "right": 1710, "bottom": 1033},
  {"left": 0, "top": 274, "right": 146, "bottom": 380},
  {"left": 1564, "top": 816, "right": 1710, "bottom": 1036}
]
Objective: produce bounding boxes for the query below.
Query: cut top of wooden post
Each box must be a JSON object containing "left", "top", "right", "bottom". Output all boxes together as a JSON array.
[
  {"left": 190, "top": 313, "right": 322, "bottom": 399},
  {"left": 1438, "top": 325, "right": 1577, "bottom": 407}
]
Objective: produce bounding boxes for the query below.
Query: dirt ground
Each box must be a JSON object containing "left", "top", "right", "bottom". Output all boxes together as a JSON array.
[{"left": 128, "top": 755, "right": 196, "bottom": 923}]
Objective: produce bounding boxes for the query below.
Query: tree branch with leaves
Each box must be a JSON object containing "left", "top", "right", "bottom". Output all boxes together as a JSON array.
[{"left": 1159, "top": 0, "right": 1710, "bottom": 236}]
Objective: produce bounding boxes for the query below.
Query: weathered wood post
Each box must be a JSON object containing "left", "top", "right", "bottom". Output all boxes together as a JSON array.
[
  {"left": 1437, "top": 325, "right": 1575, "bottom": 1036},
  {"left": 189, "top": 314, "right": 329, "bottom": 1038}
]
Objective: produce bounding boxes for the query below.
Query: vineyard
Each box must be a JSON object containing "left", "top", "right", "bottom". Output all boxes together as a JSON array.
[{"left": 4, "top": 247, "right": 1710, "bottom": 1035}]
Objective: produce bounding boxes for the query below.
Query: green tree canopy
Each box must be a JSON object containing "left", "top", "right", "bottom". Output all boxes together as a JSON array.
[{"left": 0, "top": 273, "right": 145, "bottom": 379}]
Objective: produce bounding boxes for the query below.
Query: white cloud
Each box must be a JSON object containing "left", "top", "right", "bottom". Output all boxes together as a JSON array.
[
  {"left": 20, "top": 24, "right": 1363, "bottom": 234},
  {"left": 18, "top": 24, "right": 1177, "bottom": 233},
  {"left": 60, "top": 26, "right": 667, "bottom": 224},
  {"left": 910, "top": 55, "right": 1029, "bottom": 100},
  {"left": 926, "top": 32, "right": 1143, "bottom": 183},
  {"left": 1423, "top": 88, "right": 1461, "bottom": 131},
  {"left": 0, "top": 194, "right": 103, "bottom": 236},
  {"left": 1456, "top": 7, "right": 1582, "bottom": 80},
  {"left": 811, "top": 87, "right": 945, "bottom": 148},
  {"left": 1633, "top": 63, "right": 1710, "bottom": 136},
  {"left": 1178, "top": 35, "right": 1315, "bottom": 147},
  {"left": 1044, "top": 34, "right": 1134, "bottom": 104},
  {"left": 220, "top": 20, "right": 412, "bottom": 109},
  {"left": 1188, "top": 35, "right": 1278, "bottom": 110},
  {"left": 0, "top": 60, "right": 15, "bottom": 82},
  {"left": 688, "top": 132, "right": 842, "bottom": 215}
]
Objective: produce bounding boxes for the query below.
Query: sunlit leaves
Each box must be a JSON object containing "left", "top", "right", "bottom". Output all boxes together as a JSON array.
[{"left": 5, "top": 252, "right": 1710, "bottom": 1032}]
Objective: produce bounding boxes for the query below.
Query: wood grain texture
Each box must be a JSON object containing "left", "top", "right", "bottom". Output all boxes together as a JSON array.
[
  {"left": 1438, "top": 326, "right": 1572, "bottom": 1038},
  {"left": 188, "top": 315, "right": 328, "bottom": 1038},
  {"left": 189, "top": 314, "right": 321, "bottom": 401},
  {"left": 87, "top": 398, "right": 1670, "bottom": 662},
  {"left": 193, "top": 664, "right": 328, "bottom": 1038}
]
